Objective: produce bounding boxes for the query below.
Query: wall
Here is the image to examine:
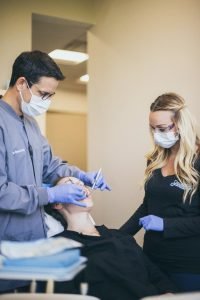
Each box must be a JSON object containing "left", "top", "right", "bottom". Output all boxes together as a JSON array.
[
  {"left": 0, "top": 0, "right": 96, "bottom": 89},
  {"left": 88, "top": 0, "right": 200, "bottom": 244},
  {"left": 46, "top": 111, "right": 87, "bottom": 170},
  {"left": 0, "top": 0, "right": 92, "bottom": 142},
  {"left": 49, "top": 89, "right": 87, "bottom": 114},
  {"left": 47, "top": 89, "right": 87, "bottom": 170}
]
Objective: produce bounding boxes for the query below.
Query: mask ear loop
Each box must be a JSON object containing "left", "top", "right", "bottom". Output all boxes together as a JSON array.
[
  {"left": 171, "top": 124, "right": 179, "bottom": 139},
  {"left": 17, "top": 79, "right": 30, "bottom": 104},
  {"left": 18, "top": 86, "right": 26, "bottom": 104},
  {"left": 24, "top": 79, "right": 34, "bottom": 97},
  {"left": 175, "top": 127, "right": 180, "bottom": 138},
  {"left": 19, "top": 90, "right": 23, "bottom": 100}
]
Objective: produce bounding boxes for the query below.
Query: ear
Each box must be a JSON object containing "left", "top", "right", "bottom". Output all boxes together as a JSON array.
[
  {"left": 16, "top": 77, "right": 26, "bottom": 92},
  {"left": 52, "top": 203, "right": 63, "bottom": 210}
]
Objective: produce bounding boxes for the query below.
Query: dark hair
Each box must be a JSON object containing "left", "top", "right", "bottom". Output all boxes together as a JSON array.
[{"left": 9, "top": 50, "right": 65, "bottom": 87}]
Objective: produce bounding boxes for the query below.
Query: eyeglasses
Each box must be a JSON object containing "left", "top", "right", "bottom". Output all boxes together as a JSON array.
[
  {"left": 150, "top": 123, "right": 175, "bottom": 133},
  {"left": 28, "top": 81, "right": 55, "bottom": 100}
]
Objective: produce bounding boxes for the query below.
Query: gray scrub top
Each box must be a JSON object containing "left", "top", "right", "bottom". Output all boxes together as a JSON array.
[{"left": 0, "top": 99, "right": 81, "bottom": 242}]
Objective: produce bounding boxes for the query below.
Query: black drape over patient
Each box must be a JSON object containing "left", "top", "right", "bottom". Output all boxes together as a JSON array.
[
  {"left": 45, "top": 176, "right": 176, "bottom": 300},
  {"left": 53, "top": 225, "right": 176, "bottom": 300}
]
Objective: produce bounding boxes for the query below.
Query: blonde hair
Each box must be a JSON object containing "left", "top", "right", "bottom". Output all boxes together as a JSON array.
[{"left": 145, "top": 93, "right": 200, "bottom": 202}]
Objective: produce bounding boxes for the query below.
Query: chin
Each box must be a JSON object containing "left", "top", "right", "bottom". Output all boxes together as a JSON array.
[
  {"left": 85, "top": 202, "right": 93, "bottom": 208},
  {"left": 82, "top": 199, "right": 93, "bottom": 209}
]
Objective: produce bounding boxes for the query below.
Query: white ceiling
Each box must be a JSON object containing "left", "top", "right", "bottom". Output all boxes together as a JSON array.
[{"left": 32, "top": 14, "right": 92, "bottom": 92}]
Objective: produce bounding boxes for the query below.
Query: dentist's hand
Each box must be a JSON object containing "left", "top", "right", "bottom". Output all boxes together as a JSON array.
[
  {"left": 78, "top": 171, "right": 111, "bottom": 191},
  {"left": 139, "top": 215, "right": 164, "bottom": 231},
  {"left": 47, "top": 184, "right": 87, "bottom": 207}
]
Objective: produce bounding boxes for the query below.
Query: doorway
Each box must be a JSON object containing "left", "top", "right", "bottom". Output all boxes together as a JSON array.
[
  {"left": 46, "top": 111, "right": 87, "bottom": 170},
  {"left": 32, "top": 13, "right": 92, "bottom": 170}
]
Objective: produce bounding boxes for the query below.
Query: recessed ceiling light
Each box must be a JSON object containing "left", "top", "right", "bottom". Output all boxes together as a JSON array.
[
  {"left": 79, "top": 74, "right": 89, "bottom": 83},
  {"left": 49, "top": 49, "right": 88, "bottom": 65}
]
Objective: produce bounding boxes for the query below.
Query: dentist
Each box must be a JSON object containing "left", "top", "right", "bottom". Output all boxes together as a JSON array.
[{"left": 0, "top": 50, "right": 110, "bottom": 292}]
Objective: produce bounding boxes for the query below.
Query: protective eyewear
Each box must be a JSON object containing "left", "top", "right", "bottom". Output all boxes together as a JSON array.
[
  {"left": 29, "top": 80, "right": 55, "bottom": 100},
  {"left": 150, "top": 123, "right": 175, "bottom": 133}
]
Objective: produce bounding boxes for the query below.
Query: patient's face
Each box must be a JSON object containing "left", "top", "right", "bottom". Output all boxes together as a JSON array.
[{"left": 57, "top": 177, "right": 94, "bottom": 213}]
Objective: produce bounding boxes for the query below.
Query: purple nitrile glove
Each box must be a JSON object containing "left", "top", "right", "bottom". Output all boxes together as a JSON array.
[
  {"left": 47, "top": 184, "right": 86, "bottom": 207},
  {"left": 78, "top": 170, "right": 111, "bottom": 191},
  {"left": 139, "top": 215, "right": 164, "bottom": 231}
]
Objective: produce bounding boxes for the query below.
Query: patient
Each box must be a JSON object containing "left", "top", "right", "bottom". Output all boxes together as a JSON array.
[{"left": 45, "top": 177, "right": 176, "bottom": 300}]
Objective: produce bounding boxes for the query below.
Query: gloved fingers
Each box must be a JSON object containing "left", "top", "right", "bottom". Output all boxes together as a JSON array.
[
  {"left": 84, "top": 171, "right": 96, "bottom": 187},
  {"left": 139, "top": 216, "right": 150, "bottom": 230},
  {"left": 80, "top": 170, "right": 111, "bottom": 191},
  {"left": 105, "top": 185, "right": 112, "bottom": 191},
  {"left": 73, "top": 187, "right": 87, "bottom": 200},
  {"left": 144, "top": 223, "right": 151, "bottom": 231},
  {"left": 92, "top": 173, "right": 103, "bottom": 189},
  {"left": 99, "top": 182, "right": 111, "bottom": 191},
  {"left": 94, "top": 174, "right": 111, "bottom": 191},
  {"left": 75, "top": 192, "right": 87, "bottom": 200},
  {"left": 88, "top": 174, "right": 96, "bottom": 186},
  {"left": 139, "top": 216, "right": 147, "bottom": 225},
  {"left": 139, "top": 218, "right": 142, "bottom": 226},
  {"left": 142, "top": 221, "right": 149, "bottom": 229},
  {"left": 139, "top": 215, "right": 164, "bottom": 231},
  {"left": 100, "top": 185, "right": 111, "bottom": 191}
]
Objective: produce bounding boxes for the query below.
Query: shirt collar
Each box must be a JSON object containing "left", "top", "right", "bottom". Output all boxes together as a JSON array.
[{"left": 0, "top": 99, "right": 23, "bottom": 122}]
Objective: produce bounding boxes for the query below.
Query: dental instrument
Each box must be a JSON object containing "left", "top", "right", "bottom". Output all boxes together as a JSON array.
[{"left": 91, "top": 168, "right": 102, "bottom": 190}]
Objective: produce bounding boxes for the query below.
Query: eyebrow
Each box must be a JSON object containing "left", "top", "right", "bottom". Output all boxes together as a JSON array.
[
  {"left": 31, "top": 82, "right": 55, "bottom": 96},
  {"left": 39, "top": 90, "right": 55, "bottom": 96},
  {"left": 150, "top": 124, "right": 169, "bottom": 128}
]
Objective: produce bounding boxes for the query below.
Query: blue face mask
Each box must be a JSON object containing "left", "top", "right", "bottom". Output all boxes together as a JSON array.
[
  {"left": 19, "top": 85, "right": 51, "bottom": 117},
  {"left": 154, "top": 131, "right": 179, "bottom": 148}
]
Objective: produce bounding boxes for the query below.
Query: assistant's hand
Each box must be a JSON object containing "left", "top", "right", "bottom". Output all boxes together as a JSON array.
[
  {"left": 139, "top": 215, "right": 164, "bottom": 231},
  {"left": 78, "top": 171, "right": 111, "bottom": 191},
  {"left": 47, "top": 184, "right": 87, "bottom": 207}
]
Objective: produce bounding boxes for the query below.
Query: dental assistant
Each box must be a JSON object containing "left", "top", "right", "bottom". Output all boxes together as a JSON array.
[
  {"left": 121, "top": 93, "right": 200, "bottom": 292},
  {"left": 0, "top": 50, "right": 110, "bottom": 292}
]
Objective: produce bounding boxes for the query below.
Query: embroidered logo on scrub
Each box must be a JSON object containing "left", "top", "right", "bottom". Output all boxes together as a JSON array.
[
  {"left": 170, "top": 180, "right": 191, "bottom": 190},
  {"left": 170, "top": 180, "right": 185, "bottom": 190},
  {"left": 12, "top": 149, "right": 25, "bottom": 155}
]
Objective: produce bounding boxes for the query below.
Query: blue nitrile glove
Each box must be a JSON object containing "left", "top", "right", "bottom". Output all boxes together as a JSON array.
[
  {"left": 47, "top": 184, "right": 87, "bottom": 207},
  {"left": 78, "top": 171, "right": 111, "bottom": 191},
  {"left": 42, "top": 183, "right": 52, "bottom": 188},
  {"left": 139, "top": 215, "right": 164, "bottom": 231}
]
